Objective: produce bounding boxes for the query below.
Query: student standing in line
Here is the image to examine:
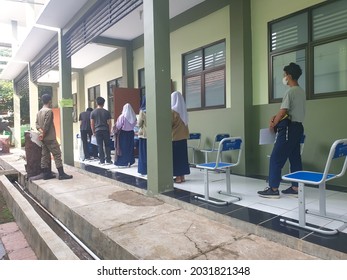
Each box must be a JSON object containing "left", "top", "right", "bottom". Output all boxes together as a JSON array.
[
  {"left": 137, "top": 96, "right": 147, "bottom": 175},
  {"left": 257, "top": 62, "right": 306, "bottom": 198},
  {"left": 171, "top": 91, "right": 190, "bottom": 183},
  {"left": 79, "top": 107, "right": 98, "bottom": 160},
  {"left": 36, "top": 93, "right": 73, "bottom": 180},
  {"left": 113, "top": 103, "right": 137, "bottom": 167},
  {"left": 90, "top": 97, "right": 112, "bottom": 165}
]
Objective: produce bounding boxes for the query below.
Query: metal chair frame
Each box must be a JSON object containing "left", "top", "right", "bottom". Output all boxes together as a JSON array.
[
  {"left": 195, "top": 137, "right": 243, "bottom": 206},
  {"left": 187, "top": 133, "right": 201, "bottom": 165},
  {"left": 281, "top": 138, "right": 347, "bottom": 235},
  {"left": 199, "top": 133, "right": 230, "bottom": 163}
]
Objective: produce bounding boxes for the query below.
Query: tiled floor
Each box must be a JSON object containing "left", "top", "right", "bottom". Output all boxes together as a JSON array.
[{"left": 78, "top": 157, "right": 347, "bottom": 255}]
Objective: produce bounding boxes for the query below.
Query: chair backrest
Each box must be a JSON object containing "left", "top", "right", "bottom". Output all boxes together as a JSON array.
[
  {"left": 188, "top": 133, "right": 201, "bottom": 149},
  {"left": 212, "top": 133, "right": 230, "bottom": 150},
  {"left": 322, "top": 138, "right": 347, "bottom": 182},
  {"left": 215, "top": 137, "right": 243, "bottom": 167}
]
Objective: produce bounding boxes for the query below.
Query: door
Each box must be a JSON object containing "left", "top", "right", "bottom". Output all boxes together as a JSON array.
[{"left": 113, "top": 88, "right": 141, "bottom": 120}]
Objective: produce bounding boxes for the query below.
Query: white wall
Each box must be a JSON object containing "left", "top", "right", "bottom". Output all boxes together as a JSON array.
[{"left": 84, "top": 48, "right": 123, "bottom": 112}]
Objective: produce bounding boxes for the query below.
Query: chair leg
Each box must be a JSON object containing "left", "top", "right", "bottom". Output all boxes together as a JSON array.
[
  {"left": 318, "top": 182, "right": 327, "bottom": 216},
  {"left": 204, "top": 169, "right": 209, "bottom": 201},
  {"left": 195, "top": 169, "right": 229, "bottom": 206},
  {"left": 218, "top": 168, "right": 241, "bottom": 201},
  {"left": 280, "top": 182, "right": 339, "bottom": 235},
  {"left": 298, "top": 182, "right": 306, "bottom": 227}
]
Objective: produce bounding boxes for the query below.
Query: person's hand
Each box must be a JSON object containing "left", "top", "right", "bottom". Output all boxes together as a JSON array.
[{"left": 38, "top": 133, "right": 44, "bottom": 141}]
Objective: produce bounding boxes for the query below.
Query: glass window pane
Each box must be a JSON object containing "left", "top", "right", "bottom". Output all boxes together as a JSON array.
[
  {"left": 271, "top": 13, "right": 308, "bottom": 52},
  {"left": 95, "top": 85, "right": 100, "bottom": 97},
  {"left": 184, "top": 50, "right": 202, "bottom": 75},
  {"left": 185, "top": 76, "right": 201, "bottom": 109},
  {"left": 88, "top": 88, "right": 94, "bottom": 100},
  {"left": 205, "top": 70, "right": 225, "bottom": 107},
  {"left": 138, "top": 69, "right": 145, "bottom": 87},
  {"left": 205, "top": 42, "right": 226, "bottom": 70},
  {"left": 272, "top": 50, "right": 306, "bottom": 99},
  {"left": 314, "top": 39, "right": 347, "bottom": 94},
  {"left": 313, "top": 0, "right": 347, "bottom": 40}
]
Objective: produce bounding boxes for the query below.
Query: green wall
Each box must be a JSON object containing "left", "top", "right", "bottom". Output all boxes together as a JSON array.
[
  {"left": 250, "top": 0, "right": 347, "bottom": 188},
  {"left": 80, "top": 0, "right": 347, "bottom": 188}
]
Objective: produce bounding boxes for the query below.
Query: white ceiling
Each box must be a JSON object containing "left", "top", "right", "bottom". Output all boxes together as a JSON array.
[{"left": 0, "top": 0, "right": 205, "bottom": 82}]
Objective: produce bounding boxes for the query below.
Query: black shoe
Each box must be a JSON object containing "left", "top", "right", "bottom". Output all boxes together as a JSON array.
[
  {"left": 281, "top": 186, "right": 298, "bottom": 197},
  {"left": 58, "top": 173, "right": 73, "bottom": 180},
  {"left": 43, "top": 173, "right": 56, "bottom": 180},
  {"left": 257, "top": 187, "right": 280, "bottom": 199}
]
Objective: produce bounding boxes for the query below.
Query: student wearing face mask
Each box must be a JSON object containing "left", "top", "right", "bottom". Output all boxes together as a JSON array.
[{"left": 258, "top": 62, "right": 306, "bottom": 198}]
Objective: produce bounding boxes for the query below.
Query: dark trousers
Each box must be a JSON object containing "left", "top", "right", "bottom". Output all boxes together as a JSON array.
[
  {"left": 81, "top": 130, "right": 97, "bottom": 159},
  {"left": 96, "top": 130, "right": 111, "bottom": 163},
  {"left": 269, "top": 122, "right": 304, "bottom": 188}
]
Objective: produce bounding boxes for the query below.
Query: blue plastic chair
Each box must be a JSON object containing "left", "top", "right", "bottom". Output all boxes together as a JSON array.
[
  {"left": 199, "top": 133, "right": 230, "bottom": 163},
  {"left": 195, "top": 137, "right": 243, "bottom": 205},
  {"left": 281, "top": 138, "right": 347, "bottom": 235},
  {"left": 187, "top": 133, "right": 201, "bottom": 165}
]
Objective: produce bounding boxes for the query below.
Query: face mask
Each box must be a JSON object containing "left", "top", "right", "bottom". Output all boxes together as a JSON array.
[{"left": 282, "top": 77, "right": 288, "bottom": 85}]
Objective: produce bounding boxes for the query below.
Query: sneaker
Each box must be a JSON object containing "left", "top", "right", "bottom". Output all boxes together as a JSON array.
[
  {"left": 257, "top": 187, "right": 280, "bottom": 198},
  {"left": 281, "top": 186, "right": 298, "bottom": 197},
  {"left": 106, "top": 160, "right": 113, "bottom": 165}
]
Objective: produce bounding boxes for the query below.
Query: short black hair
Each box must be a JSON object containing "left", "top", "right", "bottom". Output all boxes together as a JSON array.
[
  {"left": 86, "top": 107, "right": 93, "bottom": 112},
  {"left": 283, "top": 62, "right": 302, "bottom": 81},
  {"left": 96, "top": 96, "right": 105, "bottom": 106},
  {"left": 41, "top": 94, "right": 52, "bottom": 105}
]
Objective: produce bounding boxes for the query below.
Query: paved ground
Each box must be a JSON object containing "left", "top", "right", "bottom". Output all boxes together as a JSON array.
[
  {"left": 0, "top": 222, "right": 37, "bottom": 260},
  {"left": 1, "top": 149, "right": 346, "bottom": 260}
]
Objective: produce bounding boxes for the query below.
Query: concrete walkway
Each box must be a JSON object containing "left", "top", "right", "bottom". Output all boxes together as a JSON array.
[{"left": 0, "top": 149, "right": 345, "bottom": 260}]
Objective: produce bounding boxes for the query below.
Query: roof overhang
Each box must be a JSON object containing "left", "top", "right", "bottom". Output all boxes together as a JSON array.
[{"left": 1, "top": 0, "right": 206, "bottom": 81}]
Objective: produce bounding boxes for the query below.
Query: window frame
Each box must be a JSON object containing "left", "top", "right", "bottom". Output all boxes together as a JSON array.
[
  {"left": 268, "top": 0, "right": 347, "bottom": 102},
  {"left": 182, "top": 39, "right": 226, "bottom": 111},
  {"left": 87, "top": 85, "right": 100, "bottom": 109},
  {"left": 107, "top": 77, "right": 122, "bottom": 118}
]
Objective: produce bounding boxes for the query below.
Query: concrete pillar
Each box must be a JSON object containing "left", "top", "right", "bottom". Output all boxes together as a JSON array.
[
  {"left": 58, "top": 30, "right": 74, "bottom": 165},
  {"left": 122, "top": 44, "right": 134, "bottom": 88},
  {"left": 28, "top": 64, "right": 39, "bottom": 132},
  {"left": 229, "top": 0, "right": 252, "bottom": 175},
  {"left": 13, "top": 83, "right": 21, "bottom": 148},
  {"left": 143, "top": 0, "right": 173, "bottom": 195}
]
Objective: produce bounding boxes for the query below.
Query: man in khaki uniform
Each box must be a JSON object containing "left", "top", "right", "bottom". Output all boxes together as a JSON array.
[{"left": 36, "top": 94, "right": 72, "bottom": 180}]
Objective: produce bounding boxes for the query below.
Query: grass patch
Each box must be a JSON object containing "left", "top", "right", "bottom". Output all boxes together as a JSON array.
[{"left": 0, "top": 192, "right": 14, "bottom": 224}]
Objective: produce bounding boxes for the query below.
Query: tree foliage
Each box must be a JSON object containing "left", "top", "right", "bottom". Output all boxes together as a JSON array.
[{"left": 0, "top": 80, "right": 14, "bottom": 114}]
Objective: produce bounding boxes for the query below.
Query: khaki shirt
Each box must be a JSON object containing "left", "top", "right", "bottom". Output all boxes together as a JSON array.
[
  {"left": 36, "top": 107, "right": 56, "bottom": 141},
  {"left": 172, "top": 110, "right": 189, "bottom": 141}
]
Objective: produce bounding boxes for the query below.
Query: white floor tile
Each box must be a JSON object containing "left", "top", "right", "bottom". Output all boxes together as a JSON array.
[{"left": 78, "top": 157, "right": 347, "bottom": 230}]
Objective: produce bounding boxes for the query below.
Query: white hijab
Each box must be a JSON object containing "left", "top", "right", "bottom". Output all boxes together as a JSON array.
[
  {"left": 171, "top": 91, "right": 188, "bottom": 126},
  {"left": 122, "top": 103, "right": 136, "bottom": 124}
]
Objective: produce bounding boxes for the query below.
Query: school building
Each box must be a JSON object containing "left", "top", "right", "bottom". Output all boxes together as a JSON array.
[{"left": 1, "top": 0, "right": 347, "bottom": 194}]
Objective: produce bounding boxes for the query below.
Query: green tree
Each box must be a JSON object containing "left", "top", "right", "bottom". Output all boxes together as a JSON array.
[{"left": 0, "top": 80, "right": 14, "bottom": 114}]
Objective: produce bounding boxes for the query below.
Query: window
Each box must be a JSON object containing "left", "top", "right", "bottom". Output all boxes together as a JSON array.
[
  {"left": 183, "top": 40, "right": 226, "bottom": 110},
  {"left": 268, "top": 0, "right": 347, "bottom": 101},
  {"left": 107, "top": 77, "right": 123, "bottom": 117},
  {"left": 88, "top": 85, "right": 100, "bottom": 109},
  {"left": 138, "top": 68, "right": 146, "bottom": 103}
]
